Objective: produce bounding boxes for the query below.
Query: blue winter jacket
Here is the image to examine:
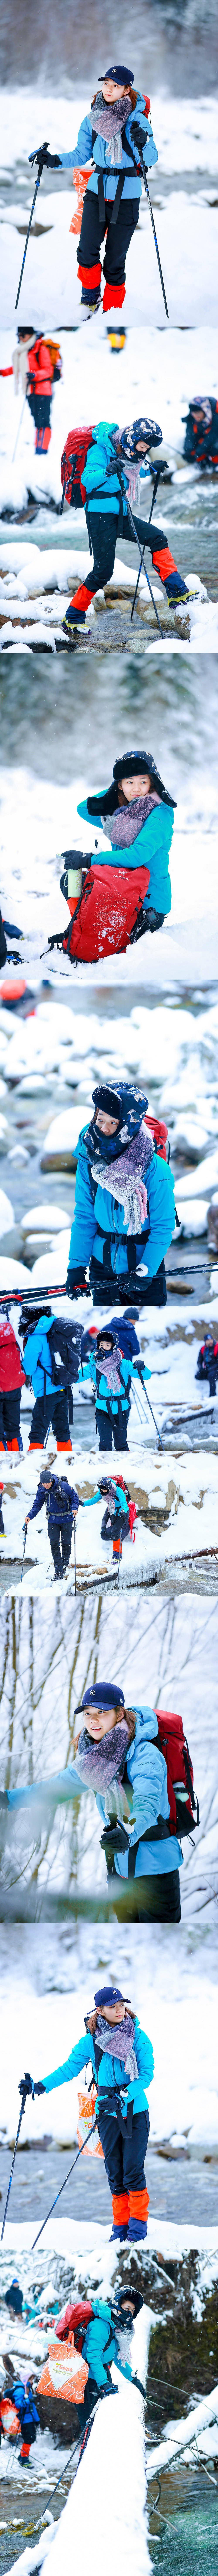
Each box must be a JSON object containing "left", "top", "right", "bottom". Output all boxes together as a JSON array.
[
  {"left": 78, "top": 1350, "right": 151, "bottom": 1415},
  {"left": 83, "top": 1482, "right": 129, "bottom": 1516},
  {"left": 28, "top": 1477, "right": 78, "bottom": 1525},
  {"left": 82, "top": 2304, "right": 136, "bottom": 2388},
  {"left": 80, "top": 421, "right": 152, "bottom": 516},
  {"left": 95, "top": 1704, "right": 182, "bottom": 1878},
  {"left": 22, "top": 1317, "right": 67, "bottom": 1399},
  {"left": 43, "top": 2010, "right": 154, "bottom": 2117},
  {"left": 5, "top": 1705, "right": 182, "bottom": 1876},
  {"left": 68, "top": 1137, "right": 175, "bottom": 1281},
  {"left": 79, "top": 790, "right": 173, "bottom": 916},
  {"left": 59, "top": 95, "right": 158, "bottom": 201}
]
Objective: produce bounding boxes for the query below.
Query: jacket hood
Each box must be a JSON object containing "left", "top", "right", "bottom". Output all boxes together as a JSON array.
[{"left": 82, "top": 1081, "right": 149, "bottom": 1165}]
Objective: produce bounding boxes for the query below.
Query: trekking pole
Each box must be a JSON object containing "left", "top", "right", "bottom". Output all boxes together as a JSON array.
[
  {"left": 133, "top": 138, "right": 169, "bottom": 318},
  {"left": 130, "top": 461, "right": 167, "bottom": 621},
  {"left": 133, "top": 1374, "right": 164, "bottom": 1451},
  {"left": 117, "top": 1528, "right": 122, "bottom": 1590},
  {"left": 114, "top": 461, "right": 163, "bottom": 638},
  {"left": 31, "top": 2114, "right": 98, "bottom": 2249},
  {"left": 12, "top": 393, "right": 27, "bottom": 465},
  {"left": 43, "top": 1419, "right": 53, "bottom": 1451},
  {"left": 74, "top": 1511, "right": 76, "bottom": 1594},
  {"left": 15, "top": 146, "right": 49, "bottom": 310},
  {"left": 141, "top": 1379, "right": 164, "bottom": 1451},
  {"left": 1, "top": 2079, "right": 32, "bottom": 2240},
  {"left": 20, "top": 1523, "right": 27, "bottom": 1584}
]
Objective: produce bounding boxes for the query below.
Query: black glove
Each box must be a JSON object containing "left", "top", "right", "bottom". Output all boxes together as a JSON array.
[
  {"left": 100, "top": 1823, "right": 130, "bottom": 1855},
  {"left": 19, "top": 2074, "right": 45, "bottom": 2098},
  {"left": 0, "top": 1789, "right": 9, "bottom": 1808},
  {"left": 66, "top": 1271, "right": 87, "bottom": 1299},
  {"left": 131, "top": 120, "right": 148, "bottom": 153},
  {"left": 29, "top": 146, "right": 61, "bottom": 170},
  {"left": 105, "top": 458, "right": 121, "bottom": 478}
]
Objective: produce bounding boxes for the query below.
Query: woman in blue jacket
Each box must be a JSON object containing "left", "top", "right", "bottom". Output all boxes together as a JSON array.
[
  {"left": 30, "top": 67, "right": 158, "bottom": 317},
  {"left": 19, "top": 1306, "right": 72, "bottom": 1452},
  {"left": 77, "top": 746, "right": 174, "bottom": 931},
  {"left": 79, "top": 1322, "right": 151, "bottom": 1449},
  {"left": 19, "top": 1982, "right": 154, "bottom": 2243},
  {"left": 5, "top": 1689, "right": 182, "bottom": 1921},
  {"left": 63, "top": 419, "right": 190, "bottom": 630},
  {"left": 66, "top": 1080, "right": 175, "bottom": 1308}
]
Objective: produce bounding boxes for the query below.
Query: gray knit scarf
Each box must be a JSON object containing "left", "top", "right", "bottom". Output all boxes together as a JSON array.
[
  {"left": 103, "top": 790, "right": 161, "bottom": 850},
  {"left": 92, "top": 90, "right": 131, "bottom": 166},
  {"left": 91, "top": 1121, "right": 153, "bottom": 1234},
  {"left": 97, "top": 1348, "right": 124, "bottom": 1394},
  {"left": 75, "top": 1719, "right": 130, "bottom": 1788},
  {"left": 95, "top": 2012, "right": 138, "bottom": 2081}
]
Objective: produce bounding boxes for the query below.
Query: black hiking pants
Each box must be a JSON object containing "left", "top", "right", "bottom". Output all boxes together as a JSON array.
[
  {"left": 97, "top": 1405, "right": 129, "bottom": 1452},
  {"left": 77, "top": 189, "right": 140, "bottom": 294},
  {"left": 90, "top": 1258, "right": 167, "bottom": 1310},
  {"left": 208, "top": 1366, "right": 218, "bottom": 1397},
  {"left": 27, "top": 393, "right": 51, "bottom": 432},
  {"left": 0, "top": 1388, "right": 22, "bottom": 1450},
  {"left": 29, "top": 1390, "right": 71, "bottom": 1447},
  {"left": 84, "top": 505, "right": 179, "bottom": 604},
  {"left": 48, "top": 1511, "right": 73, "bottom": 1576},
  {"left": 111, "top": 1867, "right": 181, "bottom": 1922},
  {"left": 97, "top": 2106, "right": 149, "bottom": 2198}
]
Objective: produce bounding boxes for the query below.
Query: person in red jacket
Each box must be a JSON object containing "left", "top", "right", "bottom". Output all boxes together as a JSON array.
[
  {"left": 0, "top": 1314, "right": 25, "bottom": 1451},
  {"left": 27, "top": 335, "right": 62, "bottom": 453},
  {"left": 12, "top": 329, "right": 62, "bottom": 455}
]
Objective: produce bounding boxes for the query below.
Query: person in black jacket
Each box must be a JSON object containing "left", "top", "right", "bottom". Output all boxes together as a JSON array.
[
  {"left": 25, "top": 1470, "right": 79, "bottom": 1578},
  {"left": 195, "top": 1333, "right": 218, "bottom": 1401}
]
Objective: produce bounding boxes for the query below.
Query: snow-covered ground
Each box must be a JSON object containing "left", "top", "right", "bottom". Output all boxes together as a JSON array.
[
  {"left": 1, "top": 546, "right": 216, "bottom": 655},
  {"left": 0, "top": 2222, "right": 217, "bottom": 2576},
  {"left": 1, "top": 2225, "right": 217, "bottom": 2576},
  {"left": 0, "top": 1593, "right": 217, "bottom": 1929},
  {"left": 0, "top": 984, "right": 217, "bottom": 1273},
  {"left": 0, "top": 89, "right": 217, "bottom": 653},
  {"left": 1, "top": 90, "right": 217, "bottom": 342},
  {"left": 0, "top": 1445, "right": 218, "bottom": 1590},
  {"left": 1, "top": 647, "right": 218, "bottom": 972}
]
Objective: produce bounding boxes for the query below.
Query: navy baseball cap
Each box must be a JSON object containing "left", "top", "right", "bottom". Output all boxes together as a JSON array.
[
  {"left": 94, "top": 1985, "right": 125, "bottom": 2006},
  {"left": 100, "top": 65, "right": 134, "bottom": 84},
  {"left": 74, "top": 1682, "right": 125, "bottom": 1715}
]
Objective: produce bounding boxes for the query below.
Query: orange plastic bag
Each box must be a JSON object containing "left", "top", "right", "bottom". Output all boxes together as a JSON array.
[
  {"left": 70, "top": 168, "right": 93, "bottom": 232},
  {"left": 0, "top": 2399, "right": 20, "bottom": 2437},
  {"left": 37, "top": 2332, "right": 89, "bottom": 2403},
  {"left": 77, "top": 2086, "right": 104, "bottom": 2157}
]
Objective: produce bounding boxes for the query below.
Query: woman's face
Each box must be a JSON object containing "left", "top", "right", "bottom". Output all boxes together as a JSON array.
[
  {"left": 95, "top": 1110, "right": 119, "bottom": 1137},
  {"left": 102, "top": 79, "right": 130, "bottom": 102},
  {"left": 119, "top": 770, "right": 151, "bottom": 803},
  {"left": 84, "top": 1704, "right": 119, "bottom": 1740},
  {"left": 101, "top": 2000, "right": 126, "bottom": 2023}
]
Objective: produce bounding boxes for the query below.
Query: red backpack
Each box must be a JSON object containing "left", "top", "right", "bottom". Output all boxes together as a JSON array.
[
  {"left": 60, "top": 426, "right": 94, "bottom": 509},
  {"left": 144, "top": 1114, "right": 170, "bottom": 1163},
  {"left": 155, "top": 1709, "right": 199, "bottom": 1835}
]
